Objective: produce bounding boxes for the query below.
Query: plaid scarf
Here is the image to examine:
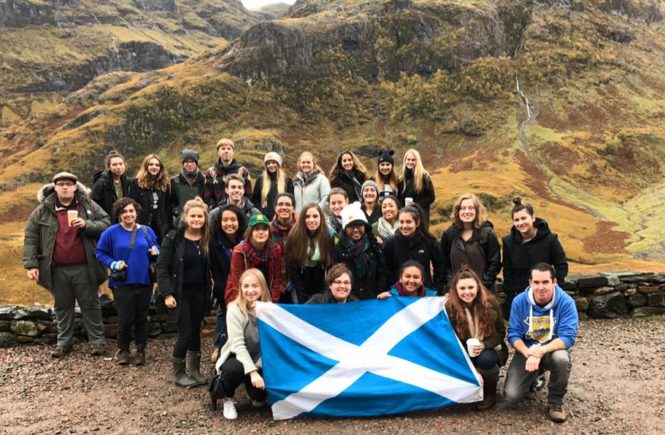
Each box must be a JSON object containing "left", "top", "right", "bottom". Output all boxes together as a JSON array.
[
  {"left": 339, "top": 232, "right": 371, "bottom": 279},
  {"left": 271, "top": 216, "right": 296, "bottom": 247},
  {"left": 240, "top": 240, "right": 278, "bottom": 283}
]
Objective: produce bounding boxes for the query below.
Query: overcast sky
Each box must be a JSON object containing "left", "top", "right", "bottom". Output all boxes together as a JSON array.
[{"left": 241, "top": 0, "right": 297, "bottom": 11}]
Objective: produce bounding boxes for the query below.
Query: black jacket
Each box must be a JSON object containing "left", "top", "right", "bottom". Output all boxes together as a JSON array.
[
  {"left": 306, "top": 290, "right": 359, "bottom": 304},
  {"left": 208, "top": 207, "right": 241, "bottom": 306},
  {"left": 91, "top": 171, "right": 129, "bottom": 220},
  {"left": 251, "top": 173, "right": 294, "bottom": 220},
  {"left": 397, "top": 169, "right": 435, "bottom": 215},
  {"left": 332, "top": 232, "right": 387, "bottom": 300},
  {"left": 128, "top": 179, "right": 172, "bottom": 243},
  {"left": 440, "top": 221, "right": 501, "bottom": 289},
  {"left": 502, "top": 218, "right": 568, "bottom": 295},
  {"left": 383, "top": 232, "right": 445, "bottom": 293},
  {"left": 287, "top": 263, "right": 327, "bottom": 304},
  {"left": 170, "top": 172, "right": 205, "bottom": 223},
  {"left": 331, "top": 170, "right": 366, "bottom": 203}
]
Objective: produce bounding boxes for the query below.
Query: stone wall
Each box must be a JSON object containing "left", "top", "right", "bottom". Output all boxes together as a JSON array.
[{"left": 1, "top": 272, "right": 664, "bottom": 348}]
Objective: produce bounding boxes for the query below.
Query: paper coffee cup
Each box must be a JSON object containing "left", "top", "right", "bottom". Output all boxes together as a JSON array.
[
  {"left": 405, "top": 197, "right": 414, "bottom": 206},
  {"left": 466, "top": 338, "right": 481, "bottom": 357},
  {"left": 67, "top": 210, "right": 78, "bottom": 226}
]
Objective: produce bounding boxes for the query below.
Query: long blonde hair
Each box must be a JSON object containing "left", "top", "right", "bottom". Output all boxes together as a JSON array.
[
  {"left": 399, "top": 149, "right": 430, "bottom": 194},
  {"left": 298, "top": 151, "right": 324, "bottom": 175},
  {"left": 261, "top": 162, "right": 287, "bottom": 209},
  {"left": 451, "top": 193, "right": 488, "bottom": 229},
  {"left": 181, "top": 197, "right": 210, "bottom": 256},
  {"left": 233, "top": 268, "right": 272, "bottom": 314},
  {"left": 374, "top": 167, "right": 398, "bottom": 194},
  {"left": 136, "top": 154, "right": 169, "bottom": 192}
]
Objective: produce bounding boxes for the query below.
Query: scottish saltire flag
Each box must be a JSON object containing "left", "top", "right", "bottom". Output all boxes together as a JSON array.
[{"left": 256, "top": 297, "right": 482, "bottom": 420}]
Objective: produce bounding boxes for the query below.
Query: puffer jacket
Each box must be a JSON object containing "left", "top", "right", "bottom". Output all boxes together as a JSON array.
[{"left": 293, "top": 171, "right": 330, "bottom": 214}]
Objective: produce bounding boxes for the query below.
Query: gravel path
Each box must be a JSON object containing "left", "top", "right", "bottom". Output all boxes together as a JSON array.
[{"left": 1, "top": 318, "right": 664, "bottom": 434}]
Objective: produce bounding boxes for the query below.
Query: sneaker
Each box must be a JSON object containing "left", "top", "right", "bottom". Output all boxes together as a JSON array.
[
  {"left": 548, "top": 402, "right": 567, "bottom": 423},
  {"left": 251, "top": 399, "right": 266, "bottom": 408},
  {"left": 90, "top": 343, "right": 105, "bottom": 356},
  {"left": 51, "top": 345, "right": 73, "bottom": 358},
  {"left": 535, "top": 373, "right": 545, "bottom": 390},
  {"left": 223, "top": 398, "right": 238, "bottom": 420}
]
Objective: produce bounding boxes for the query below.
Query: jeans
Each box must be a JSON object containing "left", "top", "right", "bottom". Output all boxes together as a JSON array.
[
  {"left": 214, "top": 305, "right": 228, "bottom": 348},
  {"left": 504, "top": 349, "right": 572, "bottom": 405},
  {"left": 220, "top": 356, "right": 266, "bottom": 401},
  {"left": 112, "top": 285, "right": 152, "bottom": 346},
  {"left": 172, "top": 286, "right": 206, "bottom": 358}
]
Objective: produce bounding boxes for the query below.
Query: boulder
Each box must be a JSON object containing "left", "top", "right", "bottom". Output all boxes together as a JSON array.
[
  {"left": 11, "top": 320, "right": 39, "bottom": 337},
  {"left": 601, "top": 274, "right": 622, "bottom": 287},
  {"left": 576, "top": 276, "right": 608, "bottom": 288},
  {"left": 588, "top": 291, "right": 628, "bottom": 319},
  {"left": 0, "top": 306, "right": 14, "bottom": 320},
  {"left": 638, "top": 285, "right": 659, "bottom": 294},
  {"left": 16, "top": 335, "right": 34, "bottom": 344},
  {"left": 0, "top": 320, "right": 11, "bottom": 332},
  {"left": 623, "top": 286, "right": 636, "bottom": 296},
  {"left": 0, "top": 332, "right": 17, "bottom": 348},
  {"left": 592, "top": 286, "right": 615, "bottom": 295},
  {"left": 627, "top": 293, "right": 647, "bottom": 308},
  {"left": 26, "top": 306, "right": 52, "bottom": 321},
  {"left": 574, "top": 297, "right": 589, "bottom": 312},
  {"left": 647, "top": 293, "right": 665, "bottom": 307},
  {"left": 631, "top": 306, "right": 665, "bottom": 317}
]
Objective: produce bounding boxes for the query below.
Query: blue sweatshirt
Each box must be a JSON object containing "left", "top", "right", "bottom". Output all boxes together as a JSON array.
[
  {"left": 507, "top": 284, "right": 578, "bottom": 349},
  {"left": 96, "top": 224, "right": 159, "bottom": 288}
]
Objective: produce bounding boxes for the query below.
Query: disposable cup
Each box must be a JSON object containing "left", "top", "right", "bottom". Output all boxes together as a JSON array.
[
  {"left": 466, "top": 338, "right": 481, "bottom": 357},
  {"left": 67, "top": 210, "right": 78, "bottom": 226}
]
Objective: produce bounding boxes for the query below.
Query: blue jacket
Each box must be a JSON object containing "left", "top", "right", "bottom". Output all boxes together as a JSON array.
[
  {"left": 96, "top": 224, "right": 159, "bottom": 288},
  {"left": 507, "top": 284, "right": 578, "bottom": 349},
  {"left": 388, "top": 284, "right": 438, "bottom": 298}
]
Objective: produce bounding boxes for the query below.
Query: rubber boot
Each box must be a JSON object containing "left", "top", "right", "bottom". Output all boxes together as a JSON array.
[
  {"left": 116, "top": 343, "right": 130, "bottom": 366},
  {"left": 477, "top": 373, "right": 498, "bottom": 410},
  {"left": 187, "top": 351, "right": 207, "bottom": 386},
  {"left": 135, "top": 344, "right": 146, "bottom": 366},
  {"left": 173, "top": 357, "right": 198, "bottom": 387}
]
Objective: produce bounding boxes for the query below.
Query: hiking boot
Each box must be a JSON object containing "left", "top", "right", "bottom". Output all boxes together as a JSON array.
[
  {"left": 134, "top": 344, "right": 146, "bottom": 366},
  {"left": 187, "top": 351, "right": 207, "bottom": 386},
  {"left": 51, "top": 345, "right": 73, "bottom": 358},
  {"left": 548, "top": 402, "right": 567, "bottom": 423},
  {"left": 90, "top": 343, "right": 105, "bottom": 357},
  {"left": 476, "top": 374, "right": 498, "bottom": 411},
  {"left": 223, "top": 398, "right": 238, "bottom": 420},
  {"left": 173, "top": 357, "right": 198, "bottom": 387},
  {"left": 116, "top": 349, "right": 130, "bottom": 365},
  {"left": 251, "top": 399, "right": 267, "bottom": 408}
]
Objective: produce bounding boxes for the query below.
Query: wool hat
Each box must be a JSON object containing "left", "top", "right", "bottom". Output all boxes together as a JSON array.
[
  {"left": 181, "top": 149, "right": 199, "bottom": 164},
  {"left": 264, "top": 152, "right": 283, "bottom": 167},
  {"left": 248, "top": 214, "right": 270, "bottom": 228},
  {"left": 53, "top": 172, "right": 78, "bottom": 184},
  {"left": 341, "top": 202, "right": 368, "bottom": 230},
  {"left": 361, "top": 179, "right": 379, "bottom": 194},
  {"left": 216, "top": 138, "right": 235, "bottom": 150},
  {"left": 378, "top": 149, "right": 395, "bottom": 166}
]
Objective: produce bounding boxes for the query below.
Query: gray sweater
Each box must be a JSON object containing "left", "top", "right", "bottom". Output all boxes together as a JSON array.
[{"left": 215, "top": 302, "right": 261, "bottom": 374}]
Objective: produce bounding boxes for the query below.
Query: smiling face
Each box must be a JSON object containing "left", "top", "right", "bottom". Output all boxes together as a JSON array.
[
  {"left": 182, "top": 159, "right": 198, "bottom": 174},
  {"left": 405, "top": 152, "right": 417, "bottom": 170},
  {"left": 329, "top": 193, "right": 348, "bottom": 217},
  {"left": 226, "top": 180, "right": 245, "bottom": 203},
  {"left": 221, "top": 210, "right": 239, "bottom": 237},
  {"left": 147, "top": 158, "right": 161, "bottom": 176},
  {"left": 304, "top": 207, "right": 321, "bottom": 233},
  {"left": 456, "top": 277, "right": 479, "bottom": 305},
  {"left": 241, "top": 273, "right": 263, "bottom": 303},
  {"left": 119, "top": 204, "right": 137, "bottom": 227},
  {"left": 459, "top": 198, "right": 477, "bottom": 226},
  {"left": 185, "top": 206, "right": 205, "bottom": 230},
  {"left": 109, "top": 157, "right": 126, "bottom": 178},
  {"left": 218, "top": 144, "right": 234, "bottom": 164},
  {"left": 379, "top": 162, "right": 393, "bottom": 176},
  {"left": 299, "top": 155, "right": 314, "bottom": 175},
  {"left": 362, "top": 186, "right": 378, "bottom": 204},
  {"left": 251, "top": 224, "right": 270, "bottom": 245},
  {"left": 399, "top": 211, "right": 418, "bottom": 237},
  {"left": 265, "top": 160, "right": 279, "bottom": 174},
  {"left": 341, "top": 153, "right": 354, "bottom": 171},
  {"left": 530, "top": 269, "right": 556, "bottom": 306},
  {"left": 381, "top": 198, "right": 398, "bottom": 222},
  {"left": 344, "top": 222, "right": 366, "bottom": 241},
  {"left": 330, "top": 272, "right": 352, "bottom": 302},
  {"left": 275, "top": 196, "right": 294, "bottom": 221},
  {"left": 400, "top": 266, "right": 424, "bottom": 294},
  {"left": 512, "top": 209, "right": 536, "bottom": 236}
]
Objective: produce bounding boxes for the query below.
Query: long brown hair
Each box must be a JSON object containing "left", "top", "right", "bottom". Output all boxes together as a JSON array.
[
  {"left": 329, "top": 150, "right": 368, "bottom": 180},
  {"left": 451, "top": 193, "right": 488, "bottom": 229},
  {"left": 445, "top": 266, "right": 500, "bottom": 340},
  {"left": 136, "top": 154, "right": 169, "bottom": 192},
  {"left": 285, "top": 203, "right": 333, "bottom": 267},
  {"left": 182, "top": 197, "right": 210, "bottom": 256}
]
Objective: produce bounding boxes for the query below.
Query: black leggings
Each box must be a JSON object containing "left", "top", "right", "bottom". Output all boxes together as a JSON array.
[
  {"left": 172, "top": 286, "right": 207, "bottom": 358},
  {"left": 112, "top": 285, "right": 152, "bottom": 346},
  {"left": 221, "top": 356, "right": 266, "bottom": 401}
]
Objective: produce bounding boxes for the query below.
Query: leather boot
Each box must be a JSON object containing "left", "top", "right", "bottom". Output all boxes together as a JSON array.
[
  {"left": 477, "top": 373, "right": 498, "bottom": 410},
  {"left": 135, "top": 344, "right": 146, "bottom": 366},
  {"left": 116, "top": 343, "right": 130, "bottom": 366},
  {"left": 187, "top": 351, "right": 207, "bottom": 386},
  {"left": 173, "top": 357, "right": 198, "bottom": 387}
]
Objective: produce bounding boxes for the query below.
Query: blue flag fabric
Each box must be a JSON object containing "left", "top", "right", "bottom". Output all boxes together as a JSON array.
[{"left": 256, "top": 297, "right": 482, "bottom": 420}]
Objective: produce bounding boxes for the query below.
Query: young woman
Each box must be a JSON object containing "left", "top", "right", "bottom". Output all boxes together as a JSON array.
[
  {"left": 252, "top": 152, "right": 294, "bottom": 220},
  {"left": 374, "top": 149, "right": 398, "bottom": 199},
  {"left": 377, "top": 260, "right": 437, "bottom": 299},
  {"left": 157, "top": 198, "right": 212, "bottom": 387},
  {"left": 293, "top": 151, "right": 330, "bottom": 214},
  {"left": 92, "top": 150, "right": 130, "bottom": 219},
  {"left": 215, "top": 269, "right": 272, "bottom": 420},
  {"left": 225, "top": 214, "right": 282, "bottom": 304},
  {"left": 209, "top": 204, "right": 246, "bottom": 358},
  {"left": 502, "top": 197, "right": 568, "bottom": 318},
  {"left": 96, "top": 198, "right": 159, "bottom": 366},
  {"left": 306, "top": 263, "right": 359, "bottom": 304},
  {"left": 360, "top": 180, "right": 381, "bottom": 225},
  {"left": 128, "top": 153, "right": 172, "bottom": 243},
  {"left": 285, "top": 203, "right": 333, "bottom": 303},
  {"left": 383, "top": 205, "right": 445, "bottom": 293},
  {"left": 326, "top": 187, "right": 348, "bottom": 236},
  {"left": 329, "top": 150, "right": 368, "bottom": 203},
  {"left": 445, "top": 267, "right": 508, "bottom": 410},
  {"left": 441, "top": 193, "right": 501, "bottom": 291},
  {"left": 333, "top": 202, "right": 386, "bottom": 300},
  {"left": 397, "top": 149, "right": 435, "bottom": 215},
  {"left": 372, "top": 195, "right": 401, "bottom": 245},
  {"left": 270, "top": 193, "right": 297, "bottom": 248}
]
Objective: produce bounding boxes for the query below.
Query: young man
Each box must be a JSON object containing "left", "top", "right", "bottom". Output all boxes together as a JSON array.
[
  {"left": 204, "top": 138, "right": 251, "bottom": 208},
  {"left": 91, "top": 151, "right": 129, "bottom": 219},
  {"left": 171, "top": 149, "right": 205, "bottom": 224},
  {"left": 216, "top": 174, "right": 260, "bottom": 221},
  {"left": 502, "top": 262, "right": 579, "bottom": 423},
  {"left": 23, "top": 172, "right": 111, "bottom": 358},
  {"left": 270, "top": 192, "right": 297, "bottom": 248}
]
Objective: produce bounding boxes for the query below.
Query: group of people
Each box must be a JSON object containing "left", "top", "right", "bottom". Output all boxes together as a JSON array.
[{"left": 22, "top": 139, "right": 578, "bottom": 423}]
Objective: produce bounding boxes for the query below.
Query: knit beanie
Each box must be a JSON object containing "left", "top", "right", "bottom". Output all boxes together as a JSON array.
[
  {"left": 341, "top": 202, "right": 369, "bottom": 230},
  {"left": 378, "top": 150, "right": 395, "bottom": 166},
  {"left": 181, "top": 149, "right": 199, "bottom": 164},
  {"left": 264, "top": 151, "right": 283, "bottom": 167},
  {"left": 361, "top": 179, "right": 379, "bottom": 194}
]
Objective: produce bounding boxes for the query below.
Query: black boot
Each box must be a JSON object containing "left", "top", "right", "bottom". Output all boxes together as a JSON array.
[
  {"left": 173, "top": 357, "right": 197, "bottom": 387},
  {"left": 187, "top": 351, "right": 207, "bottom": 386},
  {"left": 477, "top": 373, "right": 498, "bottom": 410},
  {"left": 116, "top": 343, "right": 130, "bottom": 366},
  {"left": 135, "top": 344, "right": 146, "bottom": 366}
]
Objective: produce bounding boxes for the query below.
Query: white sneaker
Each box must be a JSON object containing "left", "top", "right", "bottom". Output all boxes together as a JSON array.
[
  {"left": 251, "top": 399, "right": 266, "bottom": 408},
  {"left": 223, "top": 398, "right": 237, "bottom": 420}
]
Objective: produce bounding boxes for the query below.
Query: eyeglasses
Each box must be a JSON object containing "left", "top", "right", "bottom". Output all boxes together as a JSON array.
[
  {"left": 332, "top": 280, "right": 351, "bottom": 286},
  {"left": 55, "top": 182, "right": 75, "bottom": 187},
  {"left": 276, "top": 202, "right": 293, "bottom": 208}
]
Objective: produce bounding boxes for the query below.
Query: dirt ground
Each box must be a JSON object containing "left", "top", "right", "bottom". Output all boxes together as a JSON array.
[{"left": 1, "top": 318, "right": 664, "bottom": 435}]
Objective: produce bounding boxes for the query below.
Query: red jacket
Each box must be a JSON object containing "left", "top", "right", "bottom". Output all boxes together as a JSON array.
[{"left": 225, "top": 240, "right": 282, "bottom": 304}]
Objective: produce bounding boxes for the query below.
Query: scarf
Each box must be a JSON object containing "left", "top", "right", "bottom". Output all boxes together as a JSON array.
[
  {"left": 374, "top": 217, "right": 398, "bottom": 240},
  {"left": 464, "top": 306, "right": 482, "bottom": 340},
  {"left": 304, "top": 238, "right": 321, "bottom": 267},
  {"left": 181, "top": 170, "right": 200, "bottom": 186},
  {"left": 395, "top": 281, "right": 426, "bottom": 297},
  {"left": 240, "top": 240, "right": 278, "bottom": 284},
  {"left": 339, "top": 232, "right": 371, "bottom": 279},
  {"left": 271, "top": 217, "right": 296, "bottom": 247},
  {"left": 329, "top": 215, "right": 343, "bottom": 233}
]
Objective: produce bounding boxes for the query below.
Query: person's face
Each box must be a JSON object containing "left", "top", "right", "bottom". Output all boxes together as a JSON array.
[
  {"left": 182, "top": 159, "right": 198, "bottom": 174},
  {"left": 400, "top": 266, "right": 424, "bottom": 293},
  {"left": 54, "top": 180, "right": 77, "bottom": 203},
  {"left": 345, "top": 222, "right": 365, "bottom": 241},
  {"left": 530, "top": 270, "right": 557, "bottom": 306},
  {"left": 405, "top": 153, "right": 417, "bottom": 170},
  {"left": 147, "top": 158, "right": 161, "bottom": 176},
  {"left": 399, "top": 212, "right": 418, "bottom": 237},
  {"left": 265, "top": 160, "right": 279, "bottom": 174},
  {"left": 329, "top": 194, "right": 347, "bottom": 217},
  {"left": 456, "top": 277, "right": 479, "bottom": 305},
  {"left": 226, "top": 180, "right": 244, "bottom": 202},
  {"left": 109, "top": 157, "right": 126, "bottom": 177},
  {"left": 459, "top": 199, "right": 477, "bottom": 225},
  {"left": 252, "top": 224, "right": 270, "bottom": 245},
  {"left": 341, "top": 153, "right": 354, "bottom": 171},
  {"left": 304, "top": 207, "right": 321, "bottom": 233},
  {"left": 513, "top": 209, "right": 535, "bottom": 235},
  {"left": 241, "top": 274, "right": 263, "bottom": 303},
  {"left": 381, "top": 199, "right": 398, "bottom": 222},
  {"left": 379, "top": 162, "right": 393, "bottom": 176},
  {"left": 363, "top": 187, "right": 378, "bottom": 204},
  {"left": 330, "top": 272, "right": 352, "bottom": 302},
  {"left": 218, "top": 145, "right": 234, "bottom": 163},
  {"left": 221, "top": 210, "right": 239, "bottom": 237},
  {"left": 119, "top": 204, "right": 137, "bottom": 226},
  {"left": 185, "top": 206, "right": 205, "bottom": 230},
  {"left": 275, "top": 197, "right": 294, "bottom": 221},
  {"left": 300, "top": 156, "right": 314, "bottom": 174}
]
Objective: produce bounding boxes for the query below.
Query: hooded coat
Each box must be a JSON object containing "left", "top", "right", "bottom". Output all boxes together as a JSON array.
[
  {"left": 170, "top": 171, "right": 206, "bottom": 223},
  {"left": 91, "top": 170, "right": 130, "bottom": 220},
  {"left": 382, "top": 232, "right": 445, "bottom": 293}
]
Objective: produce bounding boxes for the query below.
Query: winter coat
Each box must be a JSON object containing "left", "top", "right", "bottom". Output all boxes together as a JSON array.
[
  {"left": 225, "top": 241, "right": 283, "bottom": 304},
  {"left": 23, "top": 182, "right": 110, "bottom": 290},
  {"left": 287, "top": 263, "right": 327, "bottom": 304},
  {"left": 397, "top": 169, "right": 435, "bottom": 215},
  {"left": 502, "top": 218, "right": 568, "bottom": 295},
  {"left": 215, "top": 197, "right": 261, "bottom": 222},
  {"left": 91, "top": 170, "right": 130, "bottom": 220},
  {"left": 209, "top": 207, "right": 242, "bottom": 306},
  {"left": 204, "top": 159, "right": 252, "bottom": 208},
  {"left": 170, "top": 171, "right": 206, "bottom": 223},
  {"left": 293, "top": 171, "right": 330, "bottom": 214},
  {"left": 331, "top": 170, "right": 366, "bottom": 203},
  {"left": 440, "top": 222, "right": 501, "bottom": 290},
  {"left": 306, "top": 290, "right": 359, "bottom": 304},
  {"left": 127, "top": 179, "right": 172, "bottom": 243},
  {"left": 383, "top": 232, "right": 445, "bottom": 293},
  {"left": 251, "top": 173, "right": 294, "bottom": 220},
  {"left": 333, "top": 234, "right": 387, "bottom": 300}
]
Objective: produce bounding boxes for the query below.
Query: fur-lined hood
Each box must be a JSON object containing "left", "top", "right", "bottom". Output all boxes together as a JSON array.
[{"left": 37, "top": 181, "right": 92, "bottom": 203}]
